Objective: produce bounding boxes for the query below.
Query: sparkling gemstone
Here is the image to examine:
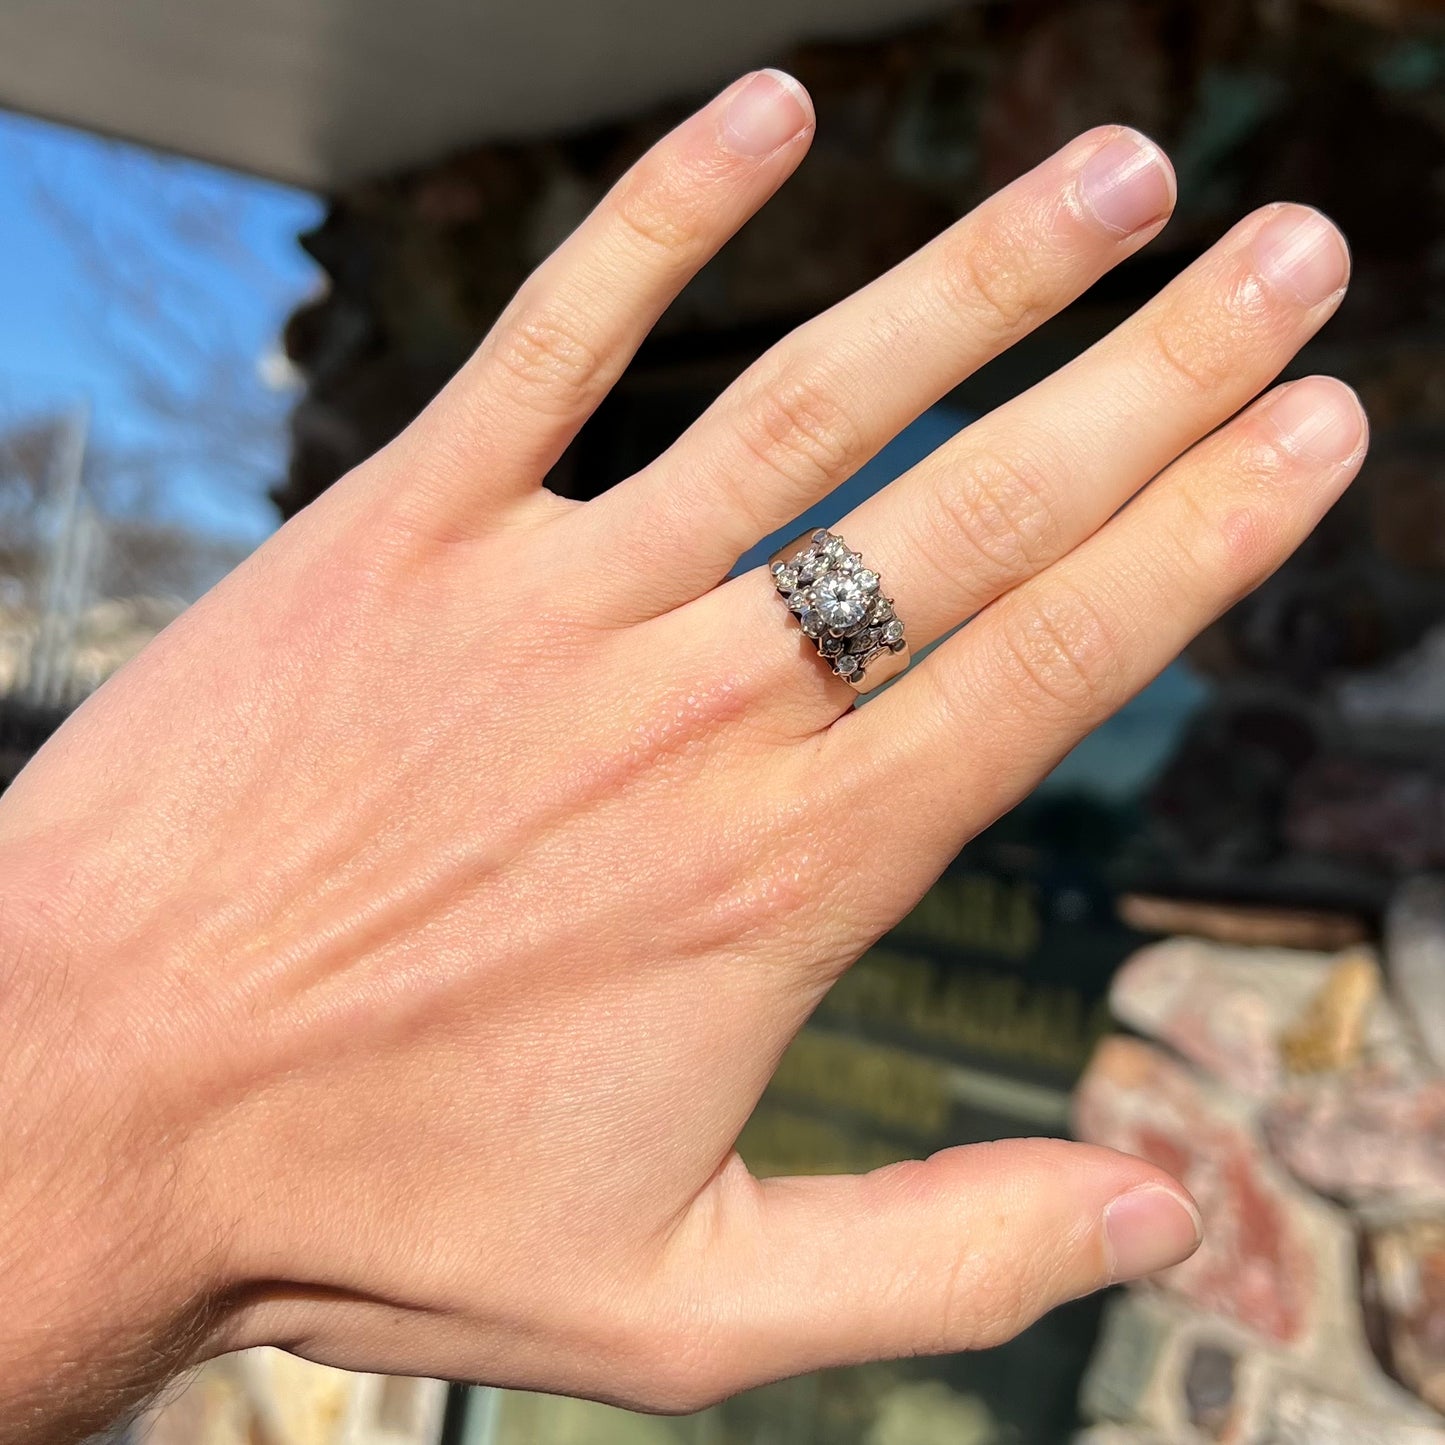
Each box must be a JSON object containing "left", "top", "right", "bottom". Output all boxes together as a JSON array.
[
  {"left": 788, "top": 588, "right": 813, "bottom": 614},
  {"left": 855, "top": 569, "right": 880, "bottom": 593},
  {"left": 819, "top": 634, "right": 845, "bottom": 656},
  {"left": 797, "top": 551, "right": 826, "bottom": 583},
  {"left": 811, "top": 528, "right": 832, "bottom": 545},
  {"left": 812, "top": 572, "right": 869, "bottom": 632},
  {"left": 868, "top": 596, "right": 894, "bottom": 625},
  {"left": 834, "top": 652, "right": 862, "bottom": 676},
  {"left": 799, "top": 609, "right": 825, "bottom": 638},
  {"left": 881, "top": 619, "right": 905, "bottom": 645},
  {"left": 773, "top": 565, "right": 800, "bottom": 593}
]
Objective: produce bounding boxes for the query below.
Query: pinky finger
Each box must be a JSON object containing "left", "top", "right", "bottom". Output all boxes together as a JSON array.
[{"left": 847, "top": 375, "right": 1367, "bottom": 855}]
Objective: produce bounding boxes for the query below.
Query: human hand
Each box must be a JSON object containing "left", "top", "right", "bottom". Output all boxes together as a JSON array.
[{"left": 0, "top": 69, "right": 1363, "bottom": 1442}]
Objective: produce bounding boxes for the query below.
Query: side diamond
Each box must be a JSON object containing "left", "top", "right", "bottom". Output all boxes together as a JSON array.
[{"left": 797, "top": 550, "right": 827, "bottom": 583}]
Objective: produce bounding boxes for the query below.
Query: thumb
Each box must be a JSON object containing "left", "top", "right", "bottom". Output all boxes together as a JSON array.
[{"left": 676, "top": 1139, "right": 1200, "bottom": 1400}]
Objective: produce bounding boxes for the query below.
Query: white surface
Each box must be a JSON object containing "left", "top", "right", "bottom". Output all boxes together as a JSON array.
[{"left": 0, "top": 0, "right": 960, "bottom": 187}]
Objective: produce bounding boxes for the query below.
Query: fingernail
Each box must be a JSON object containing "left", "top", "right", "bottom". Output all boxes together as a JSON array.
[
  {"left": 721, "top": 70, "right": 813, "bottom": 157},
  {"left": 1254, "top": 207, "right": 1350, "bottom": 306},
  {"left": 1103, "top": 1185, "right": 1202, "bottom": 1282},
  {"left": 1266, "top": 378, "right": 1367, "bottom": 463},
  {"left": 1078, "top": 131, "right": 1175, "bottom": 236}
]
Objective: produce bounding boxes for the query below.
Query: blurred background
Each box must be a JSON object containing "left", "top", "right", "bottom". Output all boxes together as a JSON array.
[{"left": 2, "top": 0, "right": 1443, "bottom": 1441}]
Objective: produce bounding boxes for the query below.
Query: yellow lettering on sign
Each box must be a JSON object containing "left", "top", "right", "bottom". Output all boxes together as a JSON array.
[
  {"left": 820, "top": 948, "right": 1113, "bottom": 1073},
  {"left": 894, "top": 873, "right": 1043, "bottom": 960},
  {"left": 738, "top": 1105, "right": 909, "bottom": 1179},
  {"left": 768, "top": 1029, "right": 950, "bottom": 1138}
]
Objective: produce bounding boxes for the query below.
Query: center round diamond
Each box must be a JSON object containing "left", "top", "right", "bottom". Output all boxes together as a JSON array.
[{"left": 813, "top": 573, "right": 868, "bottom": 632}]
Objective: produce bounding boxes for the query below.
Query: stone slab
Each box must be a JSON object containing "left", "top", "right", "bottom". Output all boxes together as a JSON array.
[
  {"left": 1074, "top": 1037, "right": 1359, "bottom": 1361},
  {"left": 1265, "top": 1076, "right": 1445, "bottom": 1212},
  {"left": 1109, "top": 939, "right": 1415, "bottom": 1100},
  {"left": 1386, "top": 877, "right": 1445, "bottom": 1073}
]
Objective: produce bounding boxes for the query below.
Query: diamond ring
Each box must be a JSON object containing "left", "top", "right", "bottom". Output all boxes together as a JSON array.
[{"left": 770, "top": 529, "right": 909, "bottom": 694}]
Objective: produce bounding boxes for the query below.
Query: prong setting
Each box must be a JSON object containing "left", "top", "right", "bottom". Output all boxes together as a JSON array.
[{"left": 770, "top": 529, "right": 907, "bottom": 690}]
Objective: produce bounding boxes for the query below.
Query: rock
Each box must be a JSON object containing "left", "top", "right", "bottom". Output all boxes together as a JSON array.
[
  {"left": 1143, "top": 702, "right": 1313, "bottom": 867},
  {"left": 1183, "top": 1341, "right": 1236, "bottom": 1436},
  {"left": 1364, "top": 1219, "right": 1445, "bottom": 1414},
  {"left": 1108, "top": 940, "right": 1413, "bottom": 1100},
  {"left": 1386, "top": 877, "right": 1445, "bottom": 1072},
  {"left": 1265, "top": 1077, "right": 1445, "bottom": 1212},
  {"left": 1260, "top": 1375, "right": 1445, "bottom": 1444},
  {"left": 1079, "top": 1289, "right": 1445, "bottom": 1443},
  {"left": 1284, "top": 755, "right": 1445, "bottom": 875},
  {"left": 1279, "top": 949, "right": 1380, "bottom": 1076},
  {"left": 135, "top": 1350, "right": 447, "bottom": 1445},
  {"left": 1078, "top": 1289, "right": 1290, "bottom": 1439},
  {"left": 1367, "top": 431, "right": 1445, "bottom": 574},
  {"left": 1319, "top": 0, "right": 1445, "bottom": 22},
  {"left": 1337, "top": 626, "right": 1445, "bottom": 728},
  {"left": 1078, "top": 1290, "right": 1185, "bottom": 1430},
  {"left": 974, "top": 0, "right": 1172, "bottom": 193},
  {"left": 866, "top": 1380, "right": 998, "bottom": 1445},
  {"left": 1119, "top": 895, "right": 1368, "bottom": 951},
  {"left": 1073, "top": 1038, "right": 1360, "bottom": 1359},
  {"left": 1072, "top": 1431, "right": 1176, "bottom": 1444}
]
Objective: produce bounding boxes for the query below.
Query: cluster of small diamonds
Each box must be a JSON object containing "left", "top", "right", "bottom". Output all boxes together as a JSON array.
[{"left": 771, "top": 529, "right": 906, "bottom": 682}]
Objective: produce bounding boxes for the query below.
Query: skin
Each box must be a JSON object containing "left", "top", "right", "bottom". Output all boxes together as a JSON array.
[{"left": 0, "top": 71, "right": 1365, "bottom": 1443}]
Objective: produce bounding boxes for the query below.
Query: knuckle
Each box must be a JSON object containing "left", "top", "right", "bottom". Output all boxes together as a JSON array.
[
  {"left": 917, "top": 443, "right": 1060, "bottom": 584},
  {"left": 1246, "top": 417, "right": 1310, "bottom": 487},
  {"left": 1146, "top": 275, "right": 1272, "bottom": 402},
  {"left": 675, "top": 831, "right": 820, "bottom": 966},
  {"left": 609, "top": 160, "right": 707, "bottom": 258},
  {"left": 732, "top": 366, "right": 863, "bottom": 497},
  {"left": 992, "top": 585, "right": 1124, "bottom": 715},
  {"left": 1163, "top": 428, "right": 1297, "bottom": 594},
  {"left": 937, "top": 216, "right": 1049, "bottom": 338},
  {"left": 487, "top": 305, "right": 606, "bottom": 413},
  {"left": 1173, "top": 463, "right": 1279, "bottom": 593},
  {"left": 1158, "top": 482, "right": 1223, "bottom": 583},
  {"left": 939, "top": 1246, "right": 1057, "bottom": 1350},
  {"left": 912, "top": 664, "right": 957, "bottom": 742},
  {"left": 872, "top": 1153, "right": 1058, "bottom": 1353},
  {"left": 1147, "top": 311, "right": 1237, "bottom": 398}
]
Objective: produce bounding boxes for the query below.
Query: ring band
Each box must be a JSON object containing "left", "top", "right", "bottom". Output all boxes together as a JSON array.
[{"left": 770, "top": 529, "right": 909, "bottom": 694}]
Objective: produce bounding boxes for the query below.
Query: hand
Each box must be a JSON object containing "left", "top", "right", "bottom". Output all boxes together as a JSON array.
[{"left": 0, "top": 69, "right": 1363, "bottom": 1441}]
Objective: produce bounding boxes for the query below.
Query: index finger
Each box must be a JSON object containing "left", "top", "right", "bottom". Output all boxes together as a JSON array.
[{"left": 381, "top": 70, "right": 814, "bottom": 531}]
